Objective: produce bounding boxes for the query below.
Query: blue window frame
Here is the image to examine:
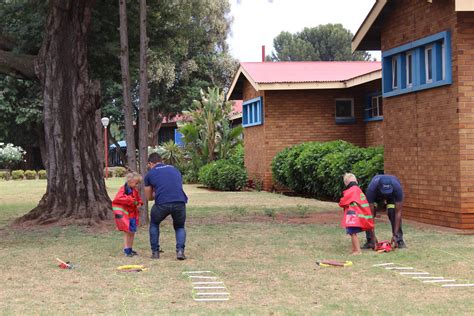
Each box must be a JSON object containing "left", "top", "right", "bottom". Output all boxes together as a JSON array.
[
  {"left": 382, "top": 31, "right": 452, "bottom": 97},
  {"left": 364, "top": 93, "right": 383, "bottom": 122},
  {"left": 335, "top": 98, "right": 355, "bottom": 124},
  {"left": 242, "top": 96, "right": 263, "bottom": 127},
  {"left": 174, "top": 129, "right": 184, "bottom": 146}
]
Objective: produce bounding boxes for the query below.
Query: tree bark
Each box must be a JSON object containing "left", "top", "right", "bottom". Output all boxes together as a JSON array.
[
  {"left": 118, "top": 0, "right": 137, "bottom": 171},
  {"left": 149, "top": 108, "right": 162, "bottom": 146},
  {"left": 138, "top": 0, "right": 150, "bottom": 223},
  {"left": 15, "top": 0, "right": 111, "bottom": 226}
]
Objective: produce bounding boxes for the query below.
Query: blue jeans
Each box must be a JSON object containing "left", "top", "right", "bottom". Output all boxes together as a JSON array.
[{"left": 149, "top": 202, "right": 186, "bottom": 252}]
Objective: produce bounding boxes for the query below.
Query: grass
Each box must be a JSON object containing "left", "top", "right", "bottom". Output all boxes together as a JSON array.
[{"left": 1, "top": 178, "right": 473, "bottom": 314}]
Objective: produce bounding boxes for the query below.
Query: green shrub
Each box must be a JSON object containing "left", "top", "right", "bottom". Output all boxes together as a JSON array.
[
  {"left": 227, "top": 144, "right": 244, "bottom": 167},
  {"left": 199, "top": 160, "right": 247, "bottom": 191},
  {"left": 11, "top": 170, "right": 25, "bottom": 180},
  {"left": 38, "top": 170, "right": 47, "bottom": 179},
  {"left": 271, "top": 140, "right": 384, "bottom": 200},
  {"left": 352, "top": 148, "right": 384, "bottom": 191},
  {"left": 0, "top": 171, "right": 9, "bottom": 180},
  {"left": 114, "top": 167, "right": 127, "bottom": 177},
  {"left": 24, "top": 170, "right": 37, "bottom": 180},
  {"left": 104, "top": 169, "right": 113, "bottom": 178}
]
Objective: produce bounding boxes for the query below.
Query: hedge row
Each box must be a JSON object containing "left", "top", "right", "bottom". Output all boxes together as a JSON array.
[
  {"left": 0, "top": 170, "right": 47, "bottom": 180},
  {"left": 271, "top": 140, "right": 384, "bottom": 200},
  {"left": 0, "top": 167, "right": 129, "bottom": 180}
]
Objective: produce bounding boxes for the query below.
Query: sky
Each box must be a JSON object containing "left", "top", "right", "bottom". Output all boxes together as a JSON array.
[{"left": 226, "top": 0, "right": 380, "bottom": 62}]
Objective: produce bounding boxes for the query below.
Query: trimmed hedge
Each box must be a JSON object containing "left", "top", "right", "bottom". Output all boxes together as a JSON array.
[
  {"left": 11, "top": 170, "right": 25, "bottom": 180},
  {"left": 114, "top": 167, "right": 127, "bottom": 177},
  {"left": 38, "top": 170, "right": 47, "bottom": 179},
  {"left": 0, "top": 171, "right": 9, "bottom": 180},
  {"left": 198, "top": 160, "right": 247, "bottom": 191},
  {"left": 271, "top": 140, "right": 384, "bottom": 200},
  {"left": 24, "top": 170, "right": 37, "bottom": 180}
]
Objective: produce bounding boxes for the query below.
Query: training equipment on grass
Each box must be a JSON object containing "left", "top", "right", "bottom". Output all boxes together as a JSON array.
[
  {"left": 423, "top": 279, "right": 456, "bottom": 283},
  {"left": 316, "top": 260, "right": 353, "bottom": 267},
  {"left": 56, "top": 258, "right": 74, "bottom": 269},
  {"left": 375, "top": 241, "right": 392, "bottom": 253},
  {"left": 374, "top": 262, "right": 473, "bottom": 288},
  {"left": 372, "top": 263, "right": 394, "bottom": 267},
  {"left": 116, "top": 264, "right": 147, "bottom": 272},
  {"left": 183, "top": 271, "right": 230, "bottom": 301}
]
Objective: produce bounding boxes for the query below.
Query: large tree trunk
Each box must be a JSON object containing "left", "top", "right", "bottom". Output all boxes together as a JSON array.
[
  {"left": 16, "top": 0, "right": 110, "bottom": 226},
  {"left": 138, "top": 0, "right": 150, "bottom": 223},
  {"left": 149, "top": 109, "right": 162, "bottom": 146},
  {"left": 118, "top": 0, "right": 137, "bottom": 171}
]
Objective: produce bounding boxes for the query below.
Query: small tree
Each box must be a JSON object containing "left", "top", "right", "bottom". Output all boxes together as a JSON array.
[
  {"left": 179, "top": 87, "right": 243, "bottom": 174},
  {"left": 0, "top": 143, "right": 26, "bottom": 170}
]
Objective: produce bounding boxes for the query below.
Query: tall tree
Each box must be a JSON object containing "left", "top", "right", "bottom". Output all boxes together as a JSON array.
[
  {"left": 118, "top": 0, "right": 137, "bottom": 171},
  {"left": 271, "top": 24, "right": 371, "bottom": 61},
  {"left": 6, "top": 0, "right": 110, "bottom": 225},
  {"left": 138, "top": 0, "right": 150, "bottom": 222}
]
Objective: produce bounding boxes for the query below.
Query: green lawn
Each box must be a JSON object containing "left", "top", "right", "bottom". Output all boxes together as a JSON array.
[{"left": 1, "top": 178, "right": 473, "bottom": 315}]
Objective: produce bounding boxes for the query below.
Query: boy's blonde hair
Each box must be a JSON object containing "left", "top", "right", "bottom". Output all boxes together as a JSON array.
[
  {"left": 343, "top": 173, "right": 357, "bottom": 186},
  {"left": 125, "top": 171, "right": 142, "bottom": 183}
]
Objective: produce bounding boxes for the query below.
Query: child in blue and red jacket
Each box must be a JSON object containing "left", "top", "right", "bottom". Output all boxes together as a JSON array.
[
  {"left": 112, "top": 172, "right": 143, "bottom": 257},
  {"left": 339, "top": 173, "right": 374, "bottom": 255}
]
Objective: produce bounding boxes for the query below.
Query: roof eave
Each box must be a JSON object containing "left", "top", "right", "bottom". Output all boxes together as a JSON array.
[
  {"left": 351, "top": 0, "right": 387, "bottom": 53},
  {"left": 226, "top": 65, "right": 261, "bottom": 101}
]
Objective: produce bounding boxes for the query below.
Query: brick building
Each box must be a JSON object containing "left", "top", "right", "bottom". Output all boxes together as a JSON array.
[
  {"left": 227, "top": 61, "right": 383, "bottom": 193},
  {"left": 353, "top": 0, "right": 474, "bottom": 229}
]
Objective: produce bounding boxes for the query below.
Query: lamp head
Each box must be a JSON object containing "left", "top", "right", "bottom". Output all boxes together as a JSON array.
[{"left": 101, "top": 117, "right": 110, "bottom": 128}]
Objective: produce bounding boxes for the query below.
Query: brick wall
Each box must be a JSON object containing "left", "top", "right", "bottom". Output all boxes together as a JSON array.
[
  {"left": 242, "top": 80, "right": 382, "bottom": 191},
  {"left": 380, "top": 0, "right": 474, "bottom": 228}
]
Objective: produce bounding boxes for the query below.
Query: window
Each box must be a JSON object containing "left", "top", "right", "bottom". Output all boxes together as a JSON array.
[
  {"left": 242, "top": 97, "right": 263, "bottom": 127},
  {"left": 425, "top": 45, "right": 433, "bottom": 83},
  {"left": 382, "top": 31, "right": 451, "bottom": 97},
  {"left": 392, "top": 57, "right": 398, "bottom": 89},
  {"left": 364, "top": 93, "right": 383, "bottom": 121},
  {"left": 406, "top": 51, "right": 414, "bottom": 87},
  {"left": 335, "top": 98, "right": 355, "bottom": 124}
]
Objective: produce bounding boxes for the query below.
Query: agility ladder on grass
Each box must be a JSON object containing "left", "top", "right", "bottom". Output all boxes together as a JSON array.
[
  {"left": 372, "top": 262, "right": 474, "bottom": 287},
  {"left": 182, "top": 271, "right": 230, "bottom": 301}
]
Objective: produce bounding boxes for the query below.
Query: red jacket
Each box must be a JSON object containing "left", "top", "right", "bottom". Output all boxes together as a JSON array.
[
  {"left": 112, "top": 184, "right": 143, "bottom": 220},
  {"left": 339, "top": 185, "right": 374, "bottom": 231}
]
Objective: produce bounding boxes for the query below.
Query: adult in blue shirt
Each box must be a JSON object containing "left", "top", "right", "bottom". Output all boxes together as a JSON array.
[
  {"left": 144, "top": 153, "right": 188, "bottom": 260},
  {"left": 363, "top": 174, "right": 406, "bottom": 249}
]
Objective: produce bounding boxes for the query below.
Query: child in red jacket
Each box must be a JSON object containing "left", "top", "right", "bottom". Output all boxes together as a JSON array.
[
  {"left": 339, "top": 173, "right": 374, "bottom": 255},
  {"left": 112, "top": 172, "right": 143, "bottom": 257}
]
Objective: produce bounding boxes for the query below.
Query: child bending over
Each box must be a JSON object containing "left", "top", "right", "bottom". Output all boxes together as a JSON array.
[{"left": 112, "top": 172, "right": 143, "bottom": 257}]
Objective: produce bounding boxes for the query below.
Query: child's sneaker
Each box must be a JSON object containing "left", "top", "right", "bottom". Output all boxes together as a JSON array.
[{"left": 124, "top": 248, "right": 133, "bottom": 257}]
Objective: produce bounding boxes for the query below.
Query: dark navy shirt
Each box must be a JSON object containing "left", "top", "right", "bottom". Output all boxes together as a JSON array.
[
  {"left": 366, "top": 174, "right": 404, "bottom": 203},
  {"left": 144, "top": 163, "right": 188, "bottom": 205}
]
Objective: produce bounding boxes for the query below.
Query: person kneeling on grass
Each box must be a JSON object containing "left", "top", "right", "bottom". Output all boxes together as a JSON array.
[
  {"left": 339, "top": 173, "right": 374, "bottom": 255},
  {"left": 112, "top": 172, "right": 143, "bottom": 257}
]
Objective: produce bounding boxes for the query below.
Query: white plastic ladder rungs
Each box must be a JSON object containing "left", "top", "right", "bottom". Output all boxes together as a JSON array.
[
  {"left": 189, "top": 276, "right": 218, "bottom": 279},
  {"left": 192, "top": 282, "right": 223, "bottom": 285},
  {"left": 196, "top": 292, "right": 230, "bottom": 296},
  {"left": 194, "top": 298, "right": 229, "bottom": 301},
  {"left": 193, "top": 286, "right": 226, "bottom": 289}
]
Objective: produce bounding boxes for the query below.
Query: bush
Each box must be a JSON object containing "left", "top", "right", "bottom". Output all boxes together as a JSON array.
[
  {"left": 114, "top": 167, "right": 127, "bottom": 177},
  {"left": 38, "top": 170, "right": 47, "bottom": 179},
  {"left": 0, "top": 143, "right": 26, "bottom": 169},
  {"left": 271, "top": 140, "right": 384, "bottom": 200},
  {"left": 199, "top": 160, "right": 247, "bottom": 191},
  {"left": 11, "top": 169, "right": 25, "bottom": 180},
  {"left": 24, "top": 170, "right": 37, "bottom": 180},
  {"left": 0, "top": 171, "right": 9, "bottom": 180},
  {"left": 104, "top": 168, "right": 113, "bottom": 178},
  {"left": 227, "top": 144, "right": 244, "bottom": 167}
]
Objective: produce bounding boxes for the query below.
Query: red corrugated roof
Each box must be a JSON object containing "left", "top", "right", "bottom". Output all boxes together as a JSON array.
[{"left": 241, "top": 61, "right": 381, "bottom": 83}]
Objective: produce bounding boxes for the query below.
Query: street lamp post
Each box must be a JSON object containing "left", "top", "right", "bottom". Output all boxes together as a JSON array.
[{"left": 101, "top": 117, "right": 110, "bottom": 179}]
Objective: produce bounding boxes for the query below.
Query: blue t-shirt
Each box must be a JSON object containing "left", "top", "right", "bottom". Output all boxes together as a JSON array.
[
  {"left": 144, "top": 163, "right": 188, "bottom": 205},
  {"left": 366, "top": 174, "right": 404, "bottom": 203}
]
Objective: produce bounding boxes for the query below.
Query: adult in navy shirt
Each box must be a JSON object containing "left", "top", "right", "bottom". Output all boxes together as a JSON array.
[
  {"left": 144, "top": 153, "right": 188, "bottom": 260},
  {"left": 363, "top": 174, "right": 406, "bottom": 249}
]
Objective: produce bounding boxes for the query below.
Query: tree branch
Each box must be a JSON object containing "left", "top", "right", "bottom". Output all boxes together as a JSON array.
[
  {"left": 0, "top": 49, "right": 37, "bottom": 80},
  {"left": 0, "top": 34, "right": 17, "bottom": 51}
]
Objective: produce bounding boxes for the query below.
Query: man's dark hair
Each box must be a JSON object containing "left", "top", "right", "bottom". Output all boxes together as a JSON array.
[{"left": 148, "top": 152, "right": 162, "bottom": 163}]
